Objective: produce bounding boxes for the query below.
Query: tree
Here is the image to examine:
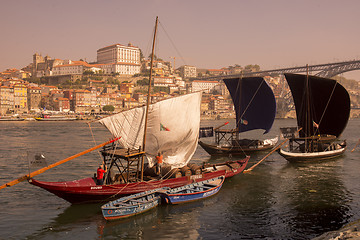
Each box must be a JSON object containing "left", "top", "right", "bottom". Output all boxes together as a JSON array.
[
  {"left": 212, "top": 89, "right": 220, "bottom": 95},
  {"left": 103, "top": 105, "right": 115, "bottom": 112},
  {"left": 83, "top": 70, "right": 94, "bottom": 75},
  {"left": 147, "top": 54, "right": 163, "bottom": 61},
  {"left": 153, "top": 86, "right": 170, "bottom": 94},
  {"left": 137, "top": 78, "right": 149, "bottom": 86},
  {"left": 244, "top": 64, "right": 260, "bottom": 72}
]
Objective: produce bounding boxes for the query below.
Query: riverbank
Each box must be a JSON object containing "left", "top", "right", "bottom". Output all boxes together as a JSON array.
[
  {"left": 313, "top": 220, "right": 360, "bottom": 239},
  {"left": 1, "top": 111, "right": 359, "bottom": 122}
]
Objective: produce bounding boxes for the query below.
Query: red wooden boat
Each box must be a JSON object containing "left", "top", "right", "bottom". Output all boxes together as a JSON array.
[
  {"left": 28, "top": 18, "right": 250, "bottom": 204},
  {"left": 29, "top": 155, "right": 249, "bottom": 204}
]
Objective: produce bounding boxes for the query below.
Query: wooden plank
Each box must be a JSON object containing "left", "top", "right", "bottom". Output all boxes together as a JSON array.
[
  {"left": 244, "top": 128, "right": 302, "bottom": 173},
  {"left": 351, "top": 139, "right": 360, "bottom": 152}
]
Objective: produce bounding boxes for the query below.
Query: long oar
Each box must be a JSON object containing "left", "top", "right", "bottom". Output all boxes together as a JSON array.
[
  {"left": 244, "top": 128, "right": 302, "bottom": 173},
  {"left": 351, "top": 139, "right": 360, "bottom": 152},
  {"left": 0, "top": 136, "right": 121, "bottom": 191}
]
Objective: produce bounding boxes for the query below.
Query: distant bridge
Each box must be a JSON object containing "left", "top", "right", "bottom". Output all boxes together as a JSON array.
[
  {"left": 194, "top": 59, "right": 360, "bottom": 117},
  {"left": 196, "top": 59, "right": 360, "bottom": 81}
]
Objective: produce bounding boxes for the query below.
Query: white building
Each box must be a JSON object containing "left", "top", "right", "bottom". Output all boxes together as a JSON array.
[
  {"left": 191, "top": 80, "right": 220, "bottom": 93},
  {"left": 178, "top": 65, "right": 197, "bottom": 79},
  {"left": 96, "top": 43, "right": 141, "bottom": 76},
  {"left": 98, "top": 62, "right": 140, "bottom": 76},
  {"left": 52, "top": 61, "right": 101, "bottom": 76},
  {"left": 153, "top": 76, "right": 175, "bottom": 87},
  {"left": 174, "top": 77, "right": 185, "bottom": 88}
]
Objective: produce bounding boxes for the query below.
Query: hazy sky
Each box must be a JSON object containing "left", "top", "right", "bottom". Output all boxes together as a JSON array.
[{"left": 1, "top": 0, "right": 360, "bottom": 80}]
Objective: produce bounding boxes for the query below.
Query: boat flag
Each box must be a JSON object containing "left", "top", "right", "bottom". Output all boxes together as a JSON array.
[
  {"left": 160, "top": 123, "right": 170, "bottom": 131},
  {"left": 313, "top": 120, "right": 319, "bottom": 128},
  {"left": 240, "top": 119, "right": 248, "bottom": 125}
]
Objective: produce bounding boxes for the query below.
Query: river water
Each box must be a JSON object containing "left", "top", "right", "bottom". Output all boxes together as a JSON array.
[{"left": 0, "top": 119, "right": 359, "bottom": 240}]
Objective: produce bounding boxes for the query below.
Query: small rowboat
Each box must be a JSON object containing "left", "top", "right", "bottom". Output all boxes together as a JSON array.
[
  {"left": 160, "top": 175, "right": 225, "bottom": 204},
  {"left": 101, "top": 187, "right": 169, "bottom": 220},
  {"left": 101, "top": 176, "right": 225, "bottom": 220}
]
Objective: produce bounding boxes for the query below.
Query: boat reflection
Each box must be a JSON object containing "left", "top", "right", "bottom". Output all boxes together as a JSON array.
[
  {"left": 100, "top": 199, "right": 206, "bottom": 239},
  {"left": 281, "top": 157, "right": 352, "bottom": 238}
]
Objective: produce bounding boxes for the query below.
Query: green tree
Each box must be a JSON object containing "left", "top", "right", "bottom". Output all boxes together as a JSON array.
[
  {"left": 212, "top": 89, "right": 220, "bottom": 95},
  {"left": 153, "top": 86, "right": 170, "bottom": 94},
  {"left": 244, "top": 64, "right": 260, "bottom": 72},
  {"left": 137, "top": 78, "right": 149, "bottom": 86},
  {"left": 103, "top": 105, "right": 115, "bottom": 112},
  {"left": 83, "top": 70, "right": 94, "bottom": 75},
  {"left": 147, "top": 54, "right": 163, "bottom": 61}
]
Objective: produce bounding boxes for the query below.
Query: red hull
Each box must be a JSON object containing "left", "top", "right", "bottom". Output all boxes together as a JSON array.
[{"left": 29, "top": 157, "right": 249, "bottom": 204}]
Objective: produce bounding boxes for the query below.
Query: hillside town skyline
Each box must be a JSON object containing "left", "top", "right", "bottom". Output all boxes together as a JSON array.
[{"left": 1, "top": 42, "right": 360, "bottom": 119}]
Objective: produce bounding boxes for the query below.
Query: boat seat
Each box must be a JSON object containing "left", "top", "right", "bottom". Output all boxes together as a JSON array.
[
  {"left": 114, "top": 202, "right": 131, "bottom": 207},
  {"left": 203, "top": 183, "right": 216, "bottom": 188},
  {"left": 192, "top": 187, "right": 204, "bottom": 192},
  {"left": 131, "top": 199, "right": 146, "bottom": 203}
]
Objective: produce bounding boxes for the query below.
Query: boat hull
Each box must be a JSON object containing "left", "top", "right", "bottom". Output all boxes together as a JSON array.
[
  {"left": 0, "top": 118, "right": 25, "bottom": 121},
  {"left": 34, "top": 117, "right": 77, "bottom": 121},
  {"left": 101, "top": 189, "right": 165, "bottom": 220},
  {"left": 161, "top": 176, "right": 224, "bottom": 204},
  {"left": 278, "top": 143, "right": 346, "bottom": 162},
  {"left": 29, "top": 157, "right": 249, "bottom": 204},
  {"left": 199, "top": 137, "right": 277, "bottom": 156}
]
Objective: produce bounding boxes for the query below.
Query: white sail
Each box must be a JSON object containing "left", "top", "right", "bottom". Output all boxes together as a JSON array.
[{"left": 99, "top": 92, "right": 202, "bottom": 168}]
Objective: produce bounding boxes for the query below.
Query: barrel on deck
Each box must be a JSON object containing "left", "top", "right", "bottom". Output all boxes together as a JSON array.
[
  {"left": 187, "top": 163, "right": 201, "bottom": 175},
  {"left": 180, "top": 166, "right": 192, "bottom": 176}
]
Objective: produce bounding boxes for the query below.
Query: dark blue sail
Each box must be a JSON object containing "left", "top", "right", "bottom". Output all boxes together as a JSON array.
[
  {"left": 284, "top": 73, "right": 350, "bottom": 138},
  {"left": 223, "top": 77, "right": 276, "bottom": 134}
]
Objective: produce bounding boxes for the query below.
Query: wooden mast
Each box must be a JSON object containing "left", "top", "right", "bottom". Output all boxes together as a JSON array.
[
  {"left": 305, "top": 64, "right": 310, "bottom": 152},
  {"left": 141, "top": 16, "right": 158, "bottom": 181}
]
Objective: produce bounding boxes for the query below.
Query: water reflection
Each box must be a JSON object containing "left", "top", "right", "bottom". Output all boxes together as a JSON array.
[
  {"left": 282, "top": 158, "right": 352, "bottom": 239},
  {"left": 220, "top": 164, "right": 277, "bottom": 238},
  {"left": 101, "top": 200, "right": 205, "bottom": 239},
  {"left": 0, "top": 119, "right": 359, "bottom": 239}
]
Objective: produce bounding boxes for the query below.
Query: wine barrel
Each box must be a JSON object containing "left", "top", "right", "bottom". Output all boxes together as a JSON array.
[
  {"left": 171, "top": 169, "right": 182, "bottom": 178},
  {"left": 180, "top": 166, "right": 192, "bottom": 176},
  {"left": 188, "top": 163, "right": 201, "bottom": 175}
]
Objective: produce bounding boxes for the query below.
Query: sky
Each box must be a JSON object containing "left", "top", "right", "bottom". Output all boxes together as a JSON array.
[{"left": 1, "top": 0, "right": 360, "bottom": 80}]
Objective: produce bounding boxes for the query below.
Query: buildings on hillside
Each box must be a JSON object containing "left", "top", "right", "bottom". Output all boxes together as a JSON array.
[
  {"left": 30, "top": 43, "right": 142, "bottom": 79},
  {"left": 2, "top": 41, "right": 359, "bottom": 118},
  {"left": 0, "top": 77, "right": 141, "bottom": 115}
]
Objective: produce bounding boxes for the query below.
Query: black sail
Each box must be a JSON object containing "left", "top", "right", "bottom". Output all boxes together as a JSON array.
[
  {"left": 223, "top": 77, "right": 276, "bottom": 134},
  {"left": 284, "top": 73, "right": 350, "bottom": 138}
]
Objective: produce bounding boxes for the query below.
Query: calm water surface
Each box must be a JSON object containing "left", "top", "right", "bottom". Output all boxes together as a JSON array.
[{"left": 0, "top": 119, "right": 359, "bottom": 239}]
